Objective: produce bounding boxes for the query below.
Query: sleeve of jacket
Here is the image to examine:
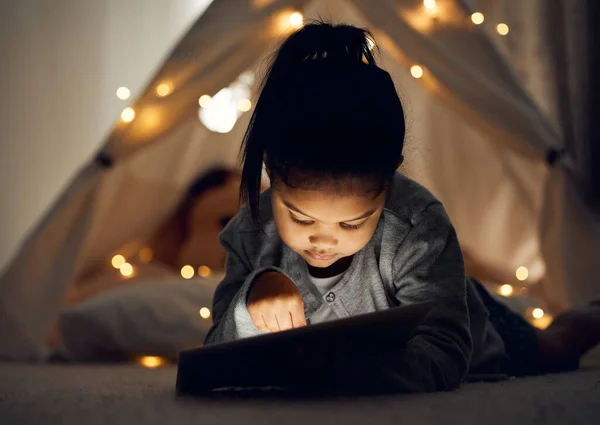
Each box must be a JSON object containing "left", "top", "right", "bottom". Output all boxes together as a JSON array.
[
  {"left": 203, "top": 209, "right": 281, "bottom": 345},
  {"left": 328, "top": 202, "right": 473, "bottom": 394}
]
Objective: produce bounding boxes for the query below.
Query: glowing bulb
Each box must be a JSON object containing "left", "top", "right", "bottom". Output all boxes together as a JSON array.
[
  {"left": 532, "top": 308, "right": 545, "bottom": 319},
  {"left": 410, "top": 65, "right": 424, "bottom": 79},
  {"left": 199, "top": 307, "right": 211, "bottom": 319},
  {"left": 121, "top": 107, "right": 135, "bottom": 123},
  {"left": 120, "top": 262, "right": 134, "bottom": 277},
  {"left": 500, "top": 284, "right": 514, "bottom": 297},
  {"left": 139, "top": 356, "right": 164, "bottom": 368},
  {"left": 516, "top": 266, "right": 529, "bottom": 281},
  {"left": 156, "top": 83, "right": 172, "bottom": 97},
  {"left": 237, "top": 99, "right": 252, "bottom": 112},
  {"left": 198, "top": 94, "right": 212, "bottom": 107},
  {"left": 497, "top": 23, "right": 509, "bottom": 35},
  {"left": 116, "top": 86, "right": 130, "bottom": 100},
  {"left": 111, "top": 254, "right": 125, "bottom": 269},
  {"left": 138, "top": 247, "right": 153, "bottom": 263},
  {"left": 198, "top": 265, "right": 212, "bottom": 277},
  {"left": 289, "top": 12, "right": 303, "bottom": 28},
  {"left": 471, "top": 12, "right": 484, "bottom": 25},
  {"left": 424, "top": 0, "right": 436, "bottom": 10},
  {"left": 181, "top": 265, "right": 195, "bottom": 279}
]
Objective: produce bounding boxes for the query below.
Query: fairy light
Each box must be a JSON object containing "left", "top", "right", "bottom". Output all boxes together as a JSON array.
[
  {"left": 199, "top": 307, "right": 211, "bottom": 319},
  {"left": 156, "top": 83, "right": 172, "bottom": 97},
  {"left": 198, "top": 265, "right": 212, "bottom": 278},
  {"left": 516, "top": 266, "right": 529, "bottom": 281},
  {"left": 499, "top": 284, "right": 514, "bottom": 297},
  {"left": 423, "top": 0, "right": 436, "bottom": 11},
  {"left": 138, "top": 356, "right": 165, "bottom": 368},
  {"left": 181, "top": 265, "right": 195, "bottom": 279},
  {"left": 116, "top": 87, "right": 130, "bottom": 100},
  {"left": 120, "top": 262, "right": 134, "bottom": 277},
  {"left": 532, "top": 308, "right": 545, "bottom": 319},
  {"left": 198, "top": 94, "right": 212, "bottom": 107},
  {"left": 471, "top": 12, "right": 484, "bottom": 25},
  {"left": 410, "top": 65, "right": 424, "bottom": 79},
  {"left": 496, "top": 23, "right": 509, "bottom": 35},
  {"left": 111, "top": 254, "right": 125, "bottom": 269},
  {"left": 121, "top": 107, "right": 135, "bottom": 123},
  {"left": 289, "top": 12, "right": 303, "bottom": 28},
  {"left": 237, "top": 99, "right": 252, "bottom": 112}
]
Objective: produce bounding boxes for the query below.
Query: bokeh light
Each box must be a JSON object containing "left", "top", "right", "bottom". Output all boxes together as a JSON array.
[
  {"left": 199, "top": 307, "right": 211, "bottom": 319},
  {"left": 471, "top": 12, "right": 484, "bottom": 25},
  {"left": 411, "top": 65, "right": 424, "bottom": 79},
  {"left": 111, "top": 254, "right": 125, "bottom": 269},
  {"left": 181, "top": 265, "right": 195, "bottom": 279}
]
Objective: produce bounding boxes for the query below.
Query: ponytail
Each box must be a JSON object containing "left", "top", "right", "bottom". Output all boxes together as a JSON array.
[{"left": 240, "top": 22, "right": 405, "bottom": 229}]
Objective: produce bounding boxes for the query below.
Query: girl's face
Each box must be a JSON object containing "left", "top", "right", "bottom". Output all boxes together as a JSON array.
[{"left": 272, "top": 182, "right": 385, "bottom": 269}]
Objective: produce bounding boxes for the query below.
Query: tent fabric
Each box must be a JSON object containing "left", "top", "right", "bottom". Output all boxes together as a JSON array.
[{"left": 0, "top": 0, "right": 597, "bottom": 360}]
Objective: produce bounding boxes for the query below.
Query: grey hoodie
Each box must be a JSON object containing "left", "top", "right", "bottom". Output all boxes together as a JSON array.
[{"left": 205, "top": 173, "right": 506, "bottom": 393}]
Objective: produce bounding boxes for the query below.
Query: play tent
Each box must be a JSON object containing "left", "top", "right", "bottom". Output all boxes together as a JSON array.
[{"left": 1, "top": 0, "right": 598, "bottom": 360}]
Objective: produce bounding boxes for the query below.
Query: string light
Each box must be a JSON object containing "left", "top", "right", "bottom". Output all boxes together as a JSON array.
[
  {"left": 410, "top": 65, "right": 424, "bottom": 79},
  {"left": 181, "top": 265, "right": 195, "bottom": 279},
  {"left": 116, "top": 87, "right": 130, "bottom": 100},
  {"left": 516, "top": 266, "right": 529, "bottom": 281},
  {"left": 156, "top": 83, "right": 172, "bottom": 97},
  {"left": 121, "top": 107, "right": 135, "bottom": 123},
  {"left": 138, "top": 248, "right": 153, "bottom": 263},
  {"left": 237, "top": 99, "right": 252, "bottom": 112},
  {"left": 289, "top": 12, "right": 303, "bottom": 28},
  {"left": 198, "top": 94, "right": 212, "bottom": 107},
  {"left": 532, "top": 308, "right": 545, "bottom": 319},
  {"left": 198, "top": 265, "right": 212, "bottom": 277},
  {"left": 423, "top": 0, "right": 436, "bottom": 11},
  {"left": 111, "top": 254, "right": 125, "bottom": 269},
  {"left": 138, "top": 356, "right": 165, "bottom": 368},
  {"left": 120, "top": 262, "right": 134, "bottom": 277},
  {"left": 499, "top": 284, "right": 514, "bottom": 297},
  {"left": 471, "top": 12, "right": 484, "bottom": 25},
  {"left": 199, "top": 307, "right": 211, "bottom": 319},
  {"left": 496, "top": 23, "right": 509, "bottom": 35}
]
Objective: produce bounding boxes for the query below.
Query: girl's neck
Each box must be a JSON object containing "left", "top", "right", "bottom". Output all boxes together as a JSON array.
[{"left": 307, "top": 255, "right": 354, "bottom": 279}]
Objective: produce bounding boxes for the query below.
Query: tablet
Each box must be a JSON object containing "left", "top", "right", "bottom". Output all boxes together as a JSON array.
[{"left": 176, "top": 301, "right": 433, "bottom": 395}]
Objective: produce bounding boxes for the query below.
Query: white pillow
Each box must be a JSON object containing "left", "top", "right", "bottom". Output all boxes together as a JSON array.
[{"left": 59, "top": 278, "right": 219, "bottom": 361}]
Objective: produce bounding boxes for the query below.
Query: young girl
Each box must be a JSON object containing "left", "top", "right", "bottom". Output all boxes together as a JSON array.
[{"left": 204, "top": 22, "right": 600, "bottom": 394}]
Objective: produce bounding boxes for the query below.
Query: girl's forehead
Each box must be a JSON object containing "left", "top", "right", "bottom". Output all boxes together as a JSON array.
[{"left": 273, "top": 185, "right": 384, "bottom": 221}]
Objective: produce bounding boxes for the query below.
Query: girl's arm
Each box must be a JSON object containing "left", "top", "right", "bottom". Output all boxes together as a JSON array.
[
  {"left": 204, "top": 212, "right": 279, "bottom": 345},
  {"left": 328, "top": 203, "right": 473, "bottom": 394}
]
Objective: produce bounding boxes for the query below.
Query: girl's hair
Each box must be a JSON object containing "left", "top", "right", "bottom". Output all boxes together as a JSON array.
[{"left": 239, "top": 22, "right": 406, "bottom": 227}]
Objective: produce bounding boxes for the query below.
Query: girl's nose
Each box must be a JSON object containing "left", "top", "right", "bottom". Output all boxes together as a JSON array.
[{"left": 309, "top": 234, "right": 338, "bottom": 250}]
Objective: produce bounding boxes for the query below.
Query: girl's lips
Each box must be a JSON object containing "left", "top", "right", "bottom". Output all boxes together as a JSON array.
[{"left": 305, "top": 251, "right": 337, "bottom": 260}]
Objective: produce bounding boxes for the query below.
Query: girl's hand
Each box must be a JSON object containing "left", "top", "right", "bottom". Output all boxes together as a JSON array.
[{"left": 247, "top": 271, "right": 307, "bottom": 332}]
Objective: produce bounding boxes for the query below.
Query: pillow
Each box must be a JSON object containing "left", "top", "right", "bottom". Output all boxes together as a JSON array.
[{"left": 58, "top": 277, "right": 220, "bottom": 361}]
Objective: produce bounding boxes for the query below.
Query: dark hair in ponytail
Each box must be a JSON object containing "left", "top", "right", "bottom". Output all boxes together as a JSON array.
[{"left": 240, "top": 22, "right": 406, "bottom": 228}]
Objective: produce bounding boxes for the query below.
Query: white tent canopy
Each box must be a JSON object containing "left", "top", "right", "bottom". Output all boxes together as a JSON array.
[{"left": 1, "top": 0, "right": 598, "bottom": 360}]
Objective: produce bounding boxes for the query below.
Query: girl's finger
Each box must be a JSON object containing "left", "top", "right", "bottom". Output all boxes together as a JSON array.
[
  {"left": 276, "top": 310, "right": 294, "bottom": 331},
  {"left": 249, "top": 310, "right": 269, "bottom": 332},
  {"left": 264, "top": 313, "right": 281, "bottom": 333},
  {"left": 291, "top": 304, "right": 307, "bottom": 327}
]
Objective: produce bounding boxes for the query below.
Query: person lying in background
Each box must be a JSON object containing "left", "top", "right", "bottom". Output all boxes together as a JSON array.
[
  {"left": 45, "top": 167, "right": 242, "bottom": 347},
  {"left": 204, "top": 22, "right": 600, "bottom": 395}
]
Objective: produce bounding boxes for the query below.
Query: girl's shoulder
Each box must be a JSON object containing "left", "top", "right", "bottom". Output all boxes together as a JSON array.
[
  {"left": 384, "top": 172, "right": 445, "bottom": 224},
  {"left": 227, "top": 188, "right": 276, "bottom": 234}
]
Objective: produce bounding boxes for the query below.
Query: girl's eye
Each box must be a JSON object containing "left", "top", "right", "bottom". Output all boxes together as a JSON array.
[
  {"left": 340, "top": 222, "right": 366, "bottom": 230},
  {"left": 290, "top": 214, "right": 313, "bottom": 226}
]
